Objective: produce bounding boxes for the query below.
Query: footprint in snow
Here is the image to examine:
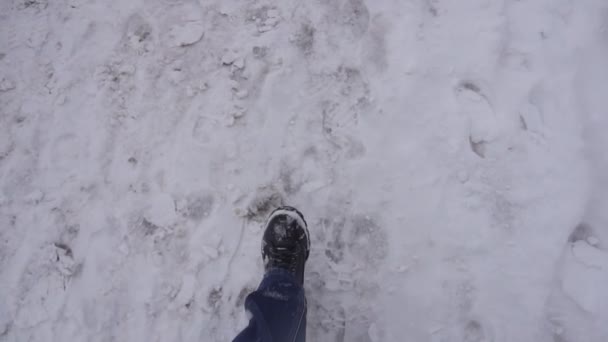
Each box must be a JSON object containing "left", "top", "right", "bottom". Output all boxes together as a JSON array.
[
  {"left": 320, "top": 66, "right": 370, "bottom": 159},
  {"left": 341, "top": 0, "right": 371, "bottom": 40},
  {"left": 454, "top": 81, "right": 496, "bottom": 159},
  {"left": 546, "top": 222, "right": 608, "bottom": 342},
  {"left": 307, "top": 209, "right": 388, "bottom": 341},
  {"left": 179, "top": 194, "right": 215, "bottom": 222},
  {"left": 518, "top": 85, "right": 547, "bottom": 144},
  {"left": 317, "top": 213, "right": 388, "bottom": 268},
  {"left": 361, "top": 15, "right": 389, "bottom": 73},
  {"left": 463, "top": 319, "right": 491, "bottom": 342},
  {"left": 123, "top": 14, "right": 153, "bottom": 53}
]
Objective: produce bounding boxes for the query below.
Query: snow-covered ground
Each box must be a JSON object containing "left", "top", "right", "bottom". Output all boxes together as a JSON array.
[{"left": 1, "top": 0, "right": 608, "bottom": 341}]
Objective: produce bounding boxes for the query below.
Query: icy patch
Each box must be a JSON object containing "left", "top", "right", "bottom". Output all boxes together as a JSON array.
[
  {"left": 169, "top": 23, "right": 204, "bottom": 47},
  {"left": 166, "top": 5, "right": 205, "bottom": 47}
]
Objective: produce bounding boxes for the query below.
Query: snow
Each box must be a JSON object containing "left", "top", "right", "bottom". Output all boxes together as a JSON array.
[{"left": 1, "top": 0, "right": 608, "bottom": 341}]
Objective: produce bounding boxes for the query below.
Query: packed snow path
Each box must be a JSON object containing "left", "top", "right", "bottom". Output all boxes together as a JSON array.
[{"left": 1, "top": 0, "right": 608, "bottom": 341}]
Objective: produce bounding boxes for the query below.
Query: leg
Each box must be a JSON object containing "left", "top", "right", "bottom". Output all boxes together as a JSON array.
[
  {"left": 233, "top": 207, "right": 310, "bottom": 342},
  {"left": 233, "top": 269, "right": 307, "bottom": 342}
]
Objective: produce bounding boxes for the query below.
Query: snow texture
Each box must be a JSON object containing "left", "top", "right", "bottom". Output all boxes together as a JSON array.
[{"left": 1, "top": 0, "right": 608, "bottom": 341}]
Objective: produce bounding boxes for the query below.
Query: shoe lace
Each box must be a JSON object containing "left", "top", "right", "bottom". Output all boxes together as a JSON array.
[{"left": 268, "top": 244, "right": 299, "bottom": 273}]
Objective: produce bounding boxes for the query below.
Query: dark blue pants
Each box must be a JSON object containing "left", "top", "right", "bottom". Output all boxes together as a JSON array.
[{"left": 233, "top": 269, "right": 307, "bottom": 342}]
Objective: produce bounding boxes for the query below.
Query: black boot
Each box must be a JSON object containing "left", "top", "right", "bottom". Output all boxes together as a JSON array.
[{"left": 262, "top": 206, "right": 310, "bottom": 285}]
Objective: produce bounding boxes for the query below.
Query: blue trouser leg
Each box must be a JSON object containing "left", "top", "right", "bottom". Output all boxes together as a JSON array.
[{"left": 233, "top": 269, "right": 307, "bottom": 342}]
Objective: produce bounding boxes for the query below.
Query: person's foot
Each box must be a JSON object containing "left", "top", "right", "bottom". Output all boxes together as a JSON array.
[{"left": 262, "top": 206, "right": 310, "bottom": 285}]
